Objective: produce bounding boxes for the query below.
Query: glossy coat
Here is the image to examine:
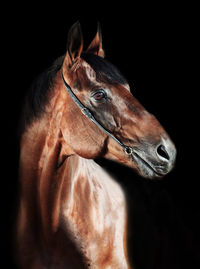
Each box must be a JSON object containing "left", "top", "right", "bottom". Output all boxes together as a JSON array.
[{"left": 17, "top": 22, "right": 176, "bottom": 268}]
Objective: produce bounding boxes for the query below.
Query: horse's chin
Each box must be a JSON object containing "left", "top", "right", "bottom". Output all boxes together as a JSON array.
[
  {"left": 130, "top": 153, "right": 165, "bottom": 180},
  {"left": 136, "top": 164, "right": 164, "bottom": 180}
]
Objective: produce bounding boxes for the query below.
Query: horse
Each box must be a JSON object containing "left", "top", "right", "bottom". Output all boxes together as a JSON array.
[{"left": 17, "top": 22, "right": 176, "bottom": 269}]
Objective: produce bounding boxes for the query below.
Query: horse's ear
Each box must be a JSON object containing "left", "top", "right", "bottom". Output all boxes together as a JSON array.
[
  {"left": 86, "top": 23, "right": 105, "bottom": 58},
  {"left": 65, "top": 21, "right": 83, "bottom": 68}
]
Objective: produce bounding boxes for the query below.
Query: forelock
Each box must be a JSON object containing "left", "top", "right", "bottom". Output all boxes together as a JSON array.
[{"left": 81, "top": 53, "right": 127, "bottom": 85}]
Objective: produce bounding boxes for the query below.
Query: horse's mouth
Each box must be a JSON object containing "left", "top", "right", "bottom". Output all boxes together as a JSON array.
[{"left": 130, "top": 151, "right": 164, "bottom": 179}]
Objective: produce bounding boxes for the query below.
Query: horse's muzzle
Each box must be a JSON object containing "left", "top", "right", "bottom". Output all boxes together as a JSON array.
[{"left": 130, "top": 137, "right": 177, "bottom": 179}]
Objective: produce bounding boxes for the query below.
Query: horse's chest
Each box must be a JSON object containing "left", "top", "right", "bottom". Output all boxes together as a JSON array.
[{"left": 61, "top": 158, "right": 128, "bottom": 268}]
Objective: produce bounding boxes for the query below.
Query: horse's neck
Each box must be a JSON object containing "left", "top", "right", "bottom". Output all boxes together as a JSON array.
[
  {"left": 63, "top": 155, "right": 126, "bottom": 219},
  {"left": 64, "top": 155, "right": 126, "bottom": 214},
  {"left": 19, "top": 120, "right": 128, "bottom": 267},
  {"left": 61, "top": 155, "right": 128, "bottom": 267},
  {"left": 19, "top": 112, "right": 69, "bottom": 235},
  {"left": 20, "top": 115, "right": 126, "bottom": 227}
]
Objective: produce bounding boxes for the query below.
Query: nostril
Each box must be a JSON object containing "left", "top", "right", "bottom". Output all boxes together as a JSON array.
[{"left": 157, "top": 145, "right": 170, "bottom": 161}]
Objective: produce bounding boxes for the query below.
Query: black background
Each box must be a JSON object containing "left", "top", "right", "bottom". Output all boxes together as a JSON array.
[{"left": 2, "top": 3, "right": 199, "bottom": 269}]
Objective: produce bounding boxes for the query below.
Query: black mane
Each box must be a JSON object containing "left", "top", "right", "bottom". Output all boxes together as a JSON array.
[
  {"left": 20, "top": 55, "right": 64, "bottom": 134},
  {"left": 20, "top": 53, "right": 127, "bottom": 134}
]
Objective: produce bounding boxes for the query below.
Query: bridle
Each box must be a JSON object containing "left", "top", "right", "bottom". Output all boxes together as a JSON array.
[{"left": 61, "top": 70, "right": 133, "bottom": 156}]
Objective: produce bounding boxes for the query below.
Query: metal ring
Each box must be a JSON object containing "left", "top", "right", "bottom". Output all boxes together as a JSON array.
[{"left": 124, "top": 146, "right": 133, "bottom": 155}]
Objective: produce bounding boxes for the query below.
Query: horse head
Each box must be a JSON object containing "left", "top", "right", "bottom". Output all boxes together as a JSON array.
[{"left": 61, "top": 22, "right": 176, "bottom": 179}]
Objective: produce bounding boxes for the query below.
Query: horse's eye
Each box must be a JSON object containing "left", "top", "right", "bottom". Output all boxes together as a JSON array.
[{"left": 92, "top": 90, "right": 107, "bottom": 101}]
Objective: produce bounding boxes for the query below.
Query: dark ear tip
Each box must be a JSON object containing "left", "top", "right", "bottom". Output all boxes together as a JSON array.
[
  {"left": 67, "top": 21, "right": 83, "bottom": 48},
  {"left": 97, "top": 21, "right": 102, "bottom": 34},
  {"left": 66, "top": 21, "right": 83, "bottom": 64},
  {"left": 73, "top": 21, "right": 81, "bottom": 28},
  {"left": 69, "top": 21, "right": 82, "bottom": 34}
]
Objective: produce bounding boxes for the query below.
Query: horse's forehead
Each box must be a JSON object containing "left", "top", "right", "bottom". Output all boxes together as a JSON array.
[
  {"left": 78, "top": 60, "right": 130, "bottom": 92},
  {"left": 81, "top": 61, "right": 97, "bottom": 82}
]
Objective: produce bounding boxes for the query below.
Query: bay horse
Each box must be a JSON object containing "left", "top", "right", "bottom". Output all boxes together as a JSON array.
[{"left": 17, "top": 22, "right": 176, "bottom": 269}]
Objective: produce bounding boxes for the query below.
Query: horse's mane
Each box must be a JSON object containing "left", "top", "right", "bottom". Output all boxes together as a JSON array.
[
  {"left": 19, "top": 55, "right": 64, "bottom": 134},
  {"left": 20, "top": 53, "right": 127, "bottom": 134}
]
